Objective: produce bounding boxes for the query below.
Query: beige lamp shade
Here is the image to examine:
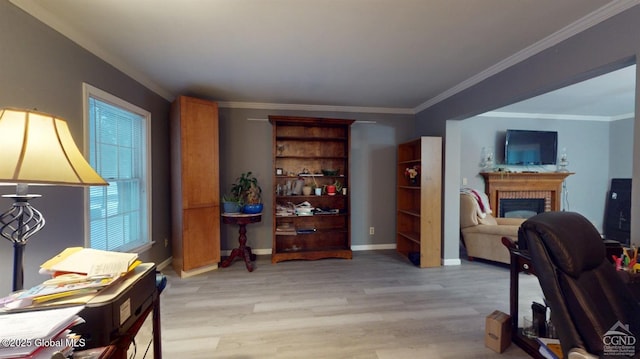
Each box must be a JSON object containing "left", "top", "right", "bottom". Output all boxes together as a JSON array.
[{"left": 0, "top": 108, "right": 108, "bottom": 186}]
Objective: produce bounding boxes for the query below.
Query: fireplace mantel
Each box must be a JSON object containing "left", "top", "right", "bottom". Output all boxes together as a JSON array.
[{"left": 480, "top": 172, "right": 573, "bottom": 216}]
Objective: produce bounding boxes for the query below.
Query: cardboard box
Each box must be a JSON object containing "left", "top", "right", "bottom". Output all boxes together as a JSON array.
[{"left": 485, "top": 310, "right": 512, "bottom": 353}]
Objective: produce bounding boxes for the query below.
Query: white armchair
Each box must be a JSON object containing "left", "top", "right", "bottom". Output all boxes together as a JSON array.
[{"left": 460, "top": 192, "right": 524, "bottom": 264}]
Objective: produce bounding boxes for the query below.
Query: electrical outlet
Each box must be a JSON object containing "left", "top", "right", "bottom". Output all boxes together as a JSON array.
[
  {"left": 462, "top": 177, "right": 468, "bottom": 185},
  {"left": 164, "top": 238, "right": 169, "bottom": 247},
  {"left": 369, "top": 227, "right": 375, "bottom": 235}
]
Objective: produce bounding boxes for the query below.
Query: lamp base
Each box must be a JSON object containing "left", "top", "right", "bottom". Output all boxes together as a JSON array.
[
  {"left": 0, "top": 185, "right": 45, "bottom": 292},
  {"left": 12, "top": 242, "right": 25, "bottom": 292}
]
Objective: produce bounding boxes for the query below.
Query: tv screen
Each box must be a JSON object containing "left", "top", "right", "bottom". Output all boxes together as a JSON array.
[{"left": 505, "top": 129, "right": 557, "bottom": 165}]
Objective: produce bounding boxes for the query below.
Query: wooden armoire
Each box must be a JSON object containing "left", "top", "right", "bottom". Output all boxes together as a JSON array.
[{"left": 170, "top": 96, "right": 220, "bottom": 277}]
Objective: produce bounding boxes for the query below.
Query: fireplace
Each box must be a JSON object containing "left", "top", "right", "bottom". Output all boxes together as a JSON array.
[
  {"left": 500, "top": 198, "right": 545, "bottom": 219},
  {"left": 480, "top": 172, "right": 573, "bottom": 217}
]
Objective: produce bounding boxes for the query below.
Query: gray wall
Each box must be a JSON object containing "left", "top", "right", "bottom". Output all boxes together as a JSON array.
[
  {"left": 0, "top": 0, "right": 418, "bottom": 295},
  {"left": 610, "top": 118, "right": 634, "bottom": 179},
  {"left": 0, "top": 2, "right": 172, "bottom": 292},
  {"left": 5, "top": 1, "right": 638, "bottom": 292},
  {"left": 459, "top": 116, "right": 634, "bottom": 233},
  {"left": 1, "top": 2, "right": 416, "bottom": 294},
  {"left": 215, "top": 108, "right": 415, "bottom": 253},
  {"left": 417, "top": 4, "right": 640, "bottom": 256}
]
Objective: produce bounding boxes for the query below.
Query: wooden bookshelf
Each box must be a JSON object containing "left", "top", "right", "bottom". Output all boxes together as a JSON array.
[
  {"left": 396, "top": 137, "right": 442, "bottom": 267},
  {"left": 269, "top": 116, "right": 354, "bottom": 263}
]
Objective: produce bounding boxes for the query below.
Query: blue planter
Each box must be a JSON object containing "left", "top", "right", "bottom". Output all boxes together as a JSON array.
[
  {"left": 242, "top": 203, "right": 263, "bottom": 214},
  {"left": 223, "top": 201, "right": 242, "bottom": 213}
]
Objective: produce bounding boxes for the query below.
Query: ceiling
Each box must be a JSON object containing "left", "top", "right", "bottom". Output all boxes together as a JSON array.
[
  {"left": 486, "top": 64, "right": 636, "bottom": 121},
  {"left": 9, "top": 0, "right": 638, "bottom": 114}
]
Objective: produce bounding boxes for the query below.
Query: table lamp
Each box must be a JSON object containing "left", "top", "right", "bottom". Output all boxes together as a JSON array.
[{"left": 0, "top": 108, "right": 108, "bottom": 291}]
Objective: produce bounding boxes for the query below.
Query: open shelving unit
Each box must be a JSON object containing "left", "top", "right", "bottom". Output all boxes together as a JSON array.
[
  {"left": 269, "top": 116, "right": 354, "bottom": 263},
  {"left": 396, "top": 136, "right": 442, "bottom": 267}
]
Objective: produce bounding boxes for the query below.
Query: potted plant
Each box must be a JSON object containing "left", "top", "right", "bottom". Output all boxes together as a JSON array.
[
  {"left": 333, "top": 180, "right": 343, "bottom": 194},
  {"left": 233, "top": 172, "right": 263, "bottom": 214},
  {"left": 222, "top": 192, "right": 241, "bottom": 213},
  {"left": 405, "top": 165, "right": 420, "bottom": 186}
]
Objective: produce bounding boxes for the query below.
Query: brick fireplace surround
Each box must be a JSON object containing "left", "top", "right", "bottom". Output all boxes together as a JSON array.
[{"left": 480, "top": 172, "right": 573, "bottom": 217}]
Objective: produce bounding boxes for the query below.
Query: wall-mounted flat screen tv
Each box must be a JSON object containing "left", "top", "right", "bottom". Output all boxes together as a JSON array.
[{"left": 505, "top": 129, "right": 558, "bottom": 165}]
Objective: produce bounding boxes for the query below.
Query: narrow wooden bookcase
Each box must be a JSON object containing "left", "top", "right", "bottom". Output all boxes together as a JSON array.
[
  {"left": 269, "top": 116, "right": 354, "bottom": 263},
  {"left": 396, "top": 136, "right": 442, "bottom": 267}
]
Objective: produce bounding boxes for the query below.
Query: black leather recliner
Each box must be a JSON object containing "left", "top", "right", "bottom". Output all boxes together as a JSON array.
[{"left": 519, "top": 211, "right": 640, "bottom": 358}]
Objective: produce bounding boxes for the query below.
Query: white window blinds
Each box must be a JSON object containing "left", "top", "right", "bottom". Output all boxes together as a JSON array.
[{"left": 86, "top": 86, "right": 150, "bottom": 252}]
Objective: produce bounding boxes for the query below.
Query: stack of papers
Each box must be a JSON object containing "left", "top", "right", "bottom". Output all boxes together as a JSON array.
[
  {"left": 41, "top": 247, "right": 139, "bottom": 276},
  {"left": 275, "top": 203, "right": 295, "bottom": 217},
  {"left": 0, "top": 306, "right": 85, "bottom": 359},
  {"left": 294, "top": 201, "right": 313, "bottom": 216},
  {"left": 275, "top": 223, "right": 296, "bottom": 235},
  {"left": 8, "top": 274, "right": 116, "bottom": 307},
  {"left": 1, "top": 248, "right": 140, "bottom": 309}
]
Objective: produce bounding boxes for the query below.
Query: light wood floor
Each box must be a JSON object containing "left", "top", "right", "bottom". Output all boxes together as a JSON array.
[{"left": 159, "top": 250, "right": 543, "bottom": 358}]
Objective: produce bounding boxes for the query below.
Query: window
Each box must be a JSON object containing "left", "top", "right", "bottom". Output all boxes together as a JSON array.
[{"left": 83, "top": 84, "right": 151, "bottom": 252}]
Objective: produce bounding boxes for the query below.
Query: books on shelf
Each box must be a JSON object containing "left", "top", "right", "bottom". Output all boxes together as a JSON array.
[
  {"left": 276, "top": 223, "right": 297, "bottom": 235},
  {"left": 296, "top": 228, "right": 317, "bottom": 234},
  {"left": 313, "top": 208, "right": 339, "bottom": 215},
  {"left": 275, "top": 222, "right": 319, "bottom": 235}
]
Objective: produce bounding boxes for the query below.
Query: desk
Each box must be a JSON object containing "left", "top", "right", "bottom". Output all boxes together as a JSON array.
[
  {"left": 74, "top": 263, "right": 161, "bottom": 358},
  {"left": 501, "top": 236, "right": 544, "bottom": 358},
  {"left": 618, "top": 270, "right": 640, "bottom": 301},
  {"left": 0, "top": 263, "right": 161, "bottom": 359},
  {"left": 221, "top": 213, "right": 261, "bottom": 272}
]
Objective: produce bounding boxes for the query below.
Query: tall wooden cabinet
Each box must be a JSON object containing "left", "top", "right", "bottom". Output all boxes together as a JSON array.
[
  {"left": 170, "top": 96, "right": 220, "bottom": 277},
  {"left": 269, "top": 116, "right": 354, "bottom": 263},
  {"left": 396, "top": 136, "right": 442, "bottom": 268}
]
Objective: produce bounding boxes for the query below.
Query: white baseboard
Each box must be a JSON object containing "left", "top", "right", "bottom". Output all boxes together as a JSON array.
[
  {"left": 178, "top": 264, "right": 219, "bottom": 278},
  {"left": 193, "top": 244, "right": 462, "bottom": 267},
  {"left": 156, "top": 256, "right": 218, "bottom": 277},
  {"left": 443, "top": 258, "right": 462, "bottom": 266},
  {"left": 221, "top": 244, "right": 398, "bottom": 256},
  {"left": 351, "top": 243, "right": 396, "bottom": 251},
  {"left": 156, "top": 256, "right": 172, "bottom": 270},
  {"left": 221, "top": 248, "right": 272, "bottom": 256}
]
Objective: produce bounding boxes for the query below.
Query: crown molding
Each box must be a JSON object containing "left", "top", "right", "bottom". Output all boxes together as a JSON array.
[
  {"left": 247, "top": 118, "right": 378, "bottom": 124},
  {"left": 217, "top": 101, "right": 414, "bottom": 115},
  {"left": 414, "top": 0, "right": 640, "bottom": 114},
  {"left": 9, "top": 0, "right": 174, "bottom": 101},
  {"left": 13, "top": 0, "right": 638, "bottom": 115},
  {"left": 611, "top": 112, "right": 636, "bottom": 121},
  {"left": 478, "top": 111, "right": 634, "bottom": 122}
]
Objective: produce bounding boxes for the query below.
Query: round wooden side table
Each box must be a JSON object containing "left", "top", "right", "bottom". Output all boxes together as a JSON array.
[{"left": 221, "top": 213, "right": 261, "bottom": 272}]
